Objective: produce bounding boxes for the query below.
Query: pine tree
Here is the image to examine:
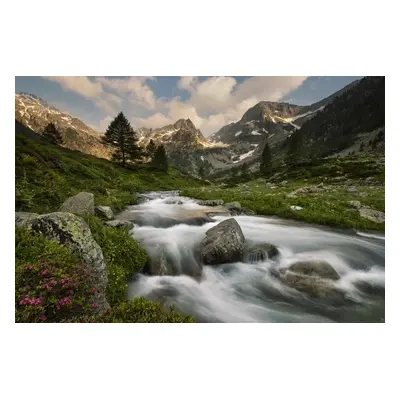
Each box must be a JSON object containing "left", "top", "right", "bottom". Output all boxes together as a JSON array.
[
  {"left": 152, "top": 145, "right": 168, "bottom": 172},
  {"left": 146, "top": 139, "right": 157, "bottom": 160},
  {"left": 43, "top": 122, "right": 63, "bottom": 145},
  {"left": 285, "top": 131, "right": 304, "bottom": 165},
  {"left": 260, "top": 141, "right": 272, "bottom": 176},
  {"left": 102, "top": 112, "right": 143, "bottom": 167},
  {"left": 198, "top": 164, "right": 205, "bottom": 179}
]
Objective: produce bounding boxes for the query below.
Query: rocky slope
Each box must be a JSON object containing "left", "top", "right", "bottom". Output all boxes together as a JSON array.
[
  {"left": 15, "top": 93, "right": 111, "bottom": 159},
  {"left": 137, "top": 118, "right": 213, "bottom": 151},
  {"left": 283, "top": 76, "right": 385, "bottom": 159}
]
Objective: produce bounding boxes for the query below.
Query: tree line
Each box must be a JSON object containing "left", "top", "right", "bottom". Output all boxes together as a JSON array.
[{"left": 41, "top": 112, "right": 168, "bottom": 172}]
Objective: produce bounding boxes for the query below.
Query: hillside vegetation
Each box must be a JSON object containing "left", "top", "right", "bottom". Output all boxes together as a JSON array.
[{"left": 15, "top": 121, "right": 202, "bottom": 214}]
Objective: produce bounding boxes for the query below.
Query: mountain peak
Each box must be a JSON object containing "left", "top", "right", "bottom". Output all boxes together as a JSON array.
[{"left": 174, "top": 118, "right": 196, "bottom": 131}]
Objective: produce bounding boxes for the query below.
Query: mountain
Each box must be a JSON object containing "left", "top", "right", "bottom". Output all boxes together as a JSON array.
[
  {"left": 206, "top": 78, "right": 363, "bottom": 173},
  {"left": 137, "top": 118, "right": 213, "bottom": 151},
  {"left": 15, "top": 93, "right": 111, "bottom": 159},
  {"left": 283, "top": 76, "right": 385, "bottom": 159}
]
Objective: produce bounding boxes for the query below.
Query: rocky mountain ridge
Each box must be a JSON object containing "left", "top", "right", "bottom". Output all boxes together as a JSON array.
[{"left": 15, "top": 93, "right": 112, "bottom": 159}]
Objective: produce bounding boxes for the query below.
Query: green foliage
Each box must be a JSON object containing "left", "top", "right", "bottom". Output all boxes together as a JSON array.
[
  {"left": 152, "top": 144, "right": 169, "bottom": 172},
  {"left": 360, "top": 142, "right": 364, "bottom": 152},
  {"left": 260, "top": 142, "right": 272, "bottom": 176},
  {"left": 102, "top": 112, "right": 143, "bottom": 166},
  {"left": 15, "top": 228, "right": 193, "bottom": 322},
  {"left": 15, "top": 228, "right": 96, "bottom": 323},
  {"left": 198, "top": 164, "right": 205, "bottom": 179},
  {"left": 83, "top": 216, "right": 147, "bottom": 306},
  {"left": 15, "top": 129, "right": 201, "bottom": 214},
  {"left": 146, "top": 139, "right": 157, "bottom": 159},
  {"left": 42, "top": 122, "right": 63, "bottom": 145},
  {"left": 93, "top": 298, "right": 195, "bottom": 323}
]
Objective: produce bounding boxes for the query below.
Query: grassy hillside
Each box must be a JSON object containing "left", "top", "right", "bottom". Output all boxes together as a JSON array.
[
  {"left": 15, "top": 122, "right": 203, "bottom": 214},
  {"left": 182, "top": 155, "right": 385, "bottom": 232}
]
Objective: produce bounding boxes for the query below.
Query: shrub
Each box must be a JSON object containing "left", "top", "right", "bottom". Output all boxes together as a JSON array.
[
  {"left": 73, "top": 298, "right": 195, "bottom": 323},
  {"left": 83, "top": 216, "right": 147, "bottom": 305},
  {"left": 15, "top": 228, "right": 97, "bottom": 322}
]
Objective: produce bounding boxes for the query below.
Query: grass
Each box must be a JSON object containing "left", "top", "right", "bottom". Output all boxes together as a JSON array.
[
  {"left": 15, "top": 130, "right": 202, "bottom": 214},
  {"left": 182, "top": 176, "right": 385, "bottom": 232},
  {"left": 83, "top": 216, "right": 147, "bottom": 306}
]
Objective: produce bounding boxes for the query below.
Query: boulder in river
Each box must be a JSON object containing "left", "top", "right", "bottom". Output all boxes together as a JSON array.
[
  {"left": 143, "top": 245, "right": 177, "bottom": 276},
  {"left": 59, "top": 192, "right": 95, "bottom": 216},
  {"left": 95, "top": 205, "right": 114, "bottom": 220},
  {"left": 286, "top": 260, "right": 340, "bottom": 280},
  {"left": 244, "top": 243, "right": 280, "bottom": 263},
  {"left": 15, "top": 211, "right": 109, "bottom": 310},
  {"left": 277, "top": 260, "right": 344, "bottom": 303},
  {"left": 200, "top": 218, "right": 245, "bottom": 265}
]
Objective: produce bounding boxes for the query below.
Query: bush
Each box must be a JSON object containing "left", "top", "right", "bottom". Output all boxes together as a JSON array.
[
  {"left": 83, "top": 216, "right": 147, "bottom": 305},
  {"left": 15, "top": 228, "right": 97, "bottom": 322},
  {"left": 74, "top": 298, "right": 195, "bottom": 323},
  {"left": 15, "top": 228, "right": 194, "bottom": 323}
]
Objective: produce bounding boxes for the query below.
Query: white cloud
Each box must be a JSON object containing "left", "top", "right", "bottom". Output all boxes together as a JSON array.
[
  {"left": 44, "top": 76, "right": 308, "bottom": 135},
  {"left": 99, "top": 116, "right": 113, "bottom": 132},
  {"left": 96, "top": 77, "right": 157, "bottom": 109}
]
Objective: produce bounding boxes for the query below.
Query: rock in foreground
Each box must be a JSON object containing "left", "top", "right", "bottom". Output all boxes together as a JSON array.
[
  {"left": 200, "top": 218, "right": 245, "bottom": 265},
  {"left": 95, "top": 205, "right": 114, "bottom": 220},
  {"left": 59, "top": 192, "right": 95, "bottom": 216},
  {"left": 15, "top": 211, "right": 109, "bottom": 310},
  {"left": 277, "top": 260, "right": 344, "bottom": 304}
]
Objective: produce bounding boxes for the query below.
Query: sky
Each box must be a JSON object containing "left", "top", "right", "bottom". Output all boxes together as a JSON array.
[{"left": 15, "top": 76, "right": 363, "bottom": 136}]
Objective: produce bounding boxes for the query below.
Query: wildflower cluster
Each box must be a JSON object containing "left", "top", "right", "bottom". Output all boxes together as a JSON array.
[{"left": 15, "top": 261, "right": 98, "bottom": 323}]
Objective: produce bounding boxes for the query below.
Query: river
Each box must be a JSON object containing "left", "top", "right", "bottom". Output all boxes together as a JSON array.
[{"left": 120, "top": 191, "right": 385, "bottom": 323}]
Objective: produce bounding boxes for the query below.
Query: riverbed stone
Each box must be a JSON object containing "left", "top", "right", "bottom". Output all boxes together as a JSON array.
[
  {"left": 287, "top": 260, "right": 340, "bottom": 280},
  {"left": 105, "top": 220, "right": 135, "bottom": 230},
  {"left": 143, "top": 245, "right": 176, "bottom": 276},
  {"left": 277, "top": 260, "right": 344, "bottom": 303},
  {"left": 95, "top": 205, "right": 114, "bottom": 220},
  {"left": 200, "top": 218, "right": 245, "bottom": 265},
  {"left": 245, "top": 243, "right": 280, "bottom": 263},
  {"left": 15, "top": 211, "right": 109, "bottom": 311},
  {"left": 59, "top": 192, "right": 95, "bottom": 216}
]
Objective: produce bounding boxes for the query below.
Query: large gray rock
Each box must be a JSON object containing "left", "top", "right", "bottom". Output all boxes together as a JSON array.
[
  {"left": 244, "top": 243, "right": 279, "bottom": 263},
  {"left": 348, "top": 201, "right": 385, "bottom": 223},
  {"left": 200, "top": 218, "right": 245, "bottom": 265},
  {"left": 95, "top": 205, "right": 114, "bottom": 220},
  {"left": 15, "top": 212, "right": 39, "bottom": 227},
  {"left": 358, "top": 207, "right": 385, "bottom": 223},
  {"left": 277, "top": 260, "right": 344, "bottom": 303},
  {"left": 59, "top": 192, "right": 95, "bottom": 216},
  {"left": 16, "top": 211, "right": 109, "bottom": 310},
  {"left": 287, "top": 260, "right": 340, "bottom": 280}
]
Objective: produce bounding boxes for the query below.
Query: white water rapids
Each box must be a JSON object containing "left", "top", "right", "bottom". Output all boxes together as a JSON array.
[{"left": 122, "top": 191, "right": 385, "bottom": 323}]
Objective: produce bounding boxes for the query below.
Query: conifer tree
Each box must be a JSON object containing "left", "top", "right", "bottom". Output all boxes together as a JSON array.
[
  {"left": 198, "top": 164, "right": 205, "bottom": 179},
  {"left": 152, "top": 145, "right": 168, "bottom": 172},
  {"left": 102, "top": 112, "right": 143, "bottom": 167},
  {"left": 43, "top": 122, "right": 63, "bottom": 145},
  {"left": 260, "top": 141, "right": 272, "bottom": 176},
  {"left": 146, "top": 139, "right": 157, "bottom": 160}
]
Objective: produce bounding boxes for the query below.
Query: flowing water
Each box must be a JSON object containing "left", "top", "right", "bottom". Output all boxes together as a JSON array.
[{"left": 122, "top": 191, "right": 385, "bottom": 323}]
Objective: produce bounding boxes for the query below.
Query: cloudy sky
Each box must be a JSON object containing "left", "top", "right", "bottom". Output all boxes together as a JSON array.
[{"left": 15, "top": 76, "right": 362, "bottom": 136}]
